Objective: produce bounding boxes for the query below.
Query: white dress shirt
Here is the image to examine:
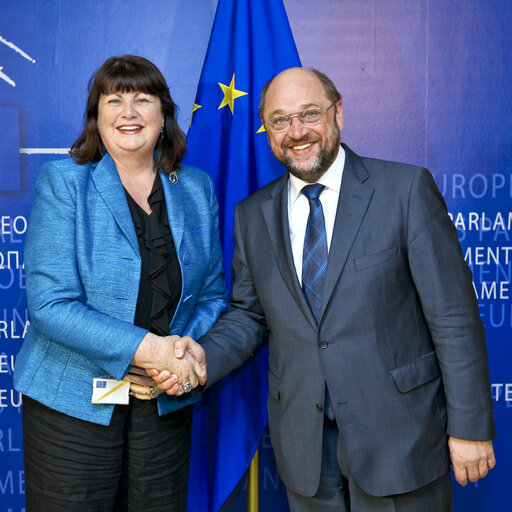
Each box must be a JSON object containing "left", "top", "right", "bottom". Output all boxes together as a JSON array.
[{"left": 288, "top": 146, "right": 345, "bottom": 285}]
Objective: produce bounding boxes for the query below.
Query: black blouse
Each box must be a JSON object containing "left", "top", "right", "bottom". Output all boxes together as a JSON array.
[{"left": 124, "top": 173, "right": 182, "bottom": 336}]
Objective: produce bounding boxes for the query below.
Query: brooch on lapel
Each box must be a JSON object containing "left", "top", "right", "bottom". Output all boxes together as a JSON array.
[{"left": 169, "top": 171, "right": 178, "bottom": 184}]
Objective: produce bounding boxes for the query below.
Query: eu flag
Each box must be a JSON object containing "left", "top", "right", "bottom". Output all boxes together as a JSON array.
[{"left": 184, "top": 0, "right": 300, "bottom": 510}]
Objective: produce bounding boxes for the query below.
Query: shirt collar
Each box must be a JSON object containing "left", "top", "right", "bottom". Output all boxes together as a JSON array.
[{"left": 289, "top": 145, "right": 345, "bottom": 205}]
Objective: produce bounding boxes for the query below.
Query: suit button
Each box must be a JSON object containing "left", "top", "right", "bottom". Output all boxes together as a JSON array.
[
  {"left": 316, "top": 403, "right": 323, "bottom": 412},
  {"left": 319, "top": 341, "right": 328, "bottom": 349}
]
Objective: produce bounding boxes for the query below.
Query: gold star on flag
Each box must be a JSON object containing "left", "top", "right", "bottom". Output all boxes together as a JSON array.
[
  {"left": 218, "top": 74, "right": 248, "bottom": 114},
  {"left": 190, "top": 103, "right": 202, "bottom": 127},
  {"left": 256, "top": 124, "right": 266, "bottom": 133}
]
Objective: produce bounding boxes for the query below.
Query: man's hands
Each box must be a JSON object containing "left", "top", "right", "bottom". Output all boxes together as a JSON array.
[
  {"left": 449, "top": 436, "right": 496, "bottom": 486},
  {"left": 148, "top": 336, "right": 206, "bottom": 396},
  {"left": 131, "top": 333, "right": 207, "bottom": 398}
]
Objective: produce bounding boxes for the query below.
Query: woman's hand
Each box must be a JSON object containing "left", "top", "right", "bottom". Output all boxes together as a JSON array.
[
  {"left": 148, "top": 336, "right": 207, "bottom": 396},
  {"left": 124, "top": 366, "right": 163, "bottom": 400},
  {"left": 131, "top": 333, "right": 207, "bottom": 396},
  {"left": 156, "top": 349, "right": 205, "bottom": 396}
]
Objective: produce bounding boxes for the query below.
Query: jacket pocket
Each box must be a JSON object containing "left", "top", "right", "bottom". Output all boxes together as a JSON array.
[
  {"left": 354, "top": 246, "right": 400, "bottom": 271},
  {"left": 268, "top": 371, "right": 280, "bottom": 400},
  {"left": 391, "top": 351, "right": 441, "bottom": 392}
]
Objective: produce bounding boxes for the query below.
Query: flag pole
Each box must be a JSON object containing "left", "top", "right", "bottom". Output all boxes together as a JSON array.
[{"left": 248, "top": 449, "right": 259, "bottom": 512}]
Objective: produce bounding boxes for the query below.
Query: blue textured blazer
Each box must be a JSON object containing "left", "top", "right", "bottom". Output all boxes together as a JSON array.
[{"left": 14, "top": 153, "right": 227, "bottom": 425}]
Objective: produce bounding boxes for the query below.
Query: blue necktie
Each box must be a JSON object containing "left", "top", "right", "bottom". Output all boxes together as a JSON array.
[
  {"left": 301, "top": 184, "right": 328, "bottom": 321},
  {"left": 301, "top": 184, "right": 334, "bottom": 419}
]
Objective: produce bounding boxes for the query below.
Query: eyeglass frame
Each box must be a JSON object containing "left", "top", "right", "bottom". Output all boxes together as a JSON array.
[{"left": 263, "top": 101, "right": 337, "bottom": 132}]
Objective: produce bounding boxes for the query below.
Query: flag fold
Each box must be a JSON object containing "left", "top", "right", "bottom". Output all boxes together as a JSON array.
[{"left": 185, "top": 1, "right": 301, "bottom": 510}]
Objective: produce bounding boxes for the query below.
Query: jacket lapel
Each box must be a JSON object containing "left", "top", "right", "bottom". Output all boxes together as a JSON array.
[
  {"left": 160, "top": 171, "right": 185, "bottom": 254},
  {"left": 319, "top": 144, "right": 374, "bottom": 322},
  {"left": 261, "top": 177, "right": 317, "bottom": 330},
  {"left": 90, "top": 153, "right": 139, "bottom": 256}
]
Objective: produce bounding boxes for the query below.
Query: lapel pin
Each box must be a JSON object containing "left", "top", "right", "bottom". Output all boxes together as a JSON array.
[{"left": 169, "top": 171, "right": 178, "bottom": 184}]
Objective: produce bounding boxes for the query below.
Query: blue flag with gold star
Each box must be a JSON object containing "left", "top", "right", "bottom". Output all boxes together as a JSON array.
[{"left": 184, "top": 0, "right": 300, "bottom": 510}]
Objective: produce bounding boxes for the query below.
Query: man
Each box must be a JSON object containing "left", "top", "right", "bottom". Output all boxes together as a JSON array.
[{"left": 155, "top": 67, "right": 496, "bottom": 511}]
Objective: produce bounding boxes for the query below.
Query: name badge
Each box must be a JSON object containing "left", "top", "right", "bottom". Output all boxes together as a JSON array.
[{"left": 92, "top": 378, "right": 130, "bottom": 404}]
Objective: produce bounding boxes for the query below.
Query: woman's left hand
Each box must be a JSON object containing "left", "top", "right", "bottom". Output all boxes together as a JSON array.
[{"left": 124, "top": 366, "right": 163, "bottom": 400}]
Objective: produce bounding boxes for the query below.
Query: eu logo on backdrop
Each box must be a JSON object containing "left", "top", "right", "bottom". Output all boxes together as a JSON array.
[{"left": 0, "top": 106, "right": 20, "bottom": 191}]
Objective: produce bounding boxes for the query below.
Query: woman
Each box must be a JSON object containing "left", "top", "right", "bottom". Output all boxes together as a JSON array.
[{"left": 14, "top": 55, "right": 227, "bottom": 511}]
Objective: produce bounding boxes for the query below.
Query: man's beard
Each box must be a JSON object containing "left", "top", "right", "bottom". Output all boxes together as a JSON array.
[{"left": 281, "top": 139, "right": 339, "bottom": 183}]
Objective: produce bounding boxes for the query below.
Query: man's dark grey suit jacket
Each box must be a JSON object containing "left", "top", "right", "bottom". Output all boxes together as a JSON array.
[{"left": 201, "top": 144, "right": 496, "bottom": 497}]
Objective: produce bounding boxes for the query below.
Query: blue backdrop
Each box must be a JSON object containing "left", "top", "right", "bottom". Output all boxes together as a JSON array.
[{"left": 1, "top": 1, "right": 510, "bottom": 511}]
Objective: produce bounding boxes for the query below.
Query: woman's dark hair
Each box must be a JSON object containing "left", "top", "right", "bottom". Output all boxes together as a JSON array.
[{"left": 70, "top": 55, "right": 187, "bottom": 172}]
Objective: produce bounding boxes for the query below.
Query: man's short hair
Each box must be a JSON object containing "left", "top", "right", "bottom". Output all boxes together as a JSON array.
[{"left": 258, "top": 68, "right": 342, "bottom": 120}]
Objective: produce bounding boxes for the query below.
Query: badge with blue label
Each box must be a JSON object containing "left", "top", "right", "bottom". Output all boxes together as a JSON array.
[{"left": 92, "top": 378, "right": 130, "bottom": 404}]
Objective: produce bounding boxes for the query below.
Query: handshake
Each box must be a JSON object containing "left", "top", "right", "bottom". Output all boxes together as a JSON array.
[{"left": 126, "top": 334, "right": 206, "bottom": 400}]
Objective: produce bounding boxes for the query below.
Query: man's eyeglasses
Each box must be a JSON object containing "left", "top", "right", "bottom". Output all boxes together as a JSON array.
[{"left": 264, "top": 102, "right": 336, "bottom": 133}]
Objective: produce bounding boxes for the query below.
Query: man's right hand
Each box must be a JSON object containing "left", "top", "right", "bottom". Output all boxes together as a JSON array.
[{"left": 148, "top": 336, "right": 206, "bottom": 395}]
